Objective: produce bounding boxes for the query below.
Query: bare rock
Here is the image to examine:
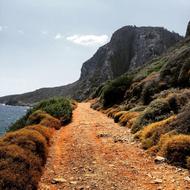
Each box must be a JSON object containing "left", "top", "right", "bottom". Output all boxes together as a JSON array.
[
  {"left": 186, "top": 21, "right": 190, "bottom": 37},
  {"left": 154, "top": 156, "right": 166, "bottom": 164},
  {"left": 51, "top": 177, "right": 67, "bottom": 184}
]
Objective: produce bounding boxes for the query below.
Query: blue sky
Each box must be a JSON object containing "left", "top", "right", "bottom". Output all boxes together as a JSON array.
[{"left": 0, "top": 0, "right": 190, "bottom": 96}]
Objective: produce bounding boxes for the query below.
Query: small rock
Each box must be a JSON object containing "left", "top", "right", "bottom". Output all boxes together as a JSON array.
[
  {"left": 153, "top": 179, "right": 163, "bottom": 184},
  {"left": 184, "top": 176, "right": 190, "bottom": 182},
  {"left": 97, "top": 133, "right": 111, "bottom": 138},
  {"left": 51, "top": 177, "right": 67, "bottom": 184},
  {"left": 70, "top": 181, "right": 78, "bottom": 185},
  {"left": 154, "top": 156, "right": 166, "bottom": 164}
]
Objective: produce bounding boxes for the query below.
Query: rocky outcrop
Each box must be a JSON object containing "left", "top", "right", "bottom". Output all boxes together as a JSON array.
[
  {"left": 0, "top": 26, "right": 182, "bottom": 105},
  {"left": 77, "top": 26, "right": 182, "bottom": 99},
  {"left": 186, "top": 21, "right": 190, "bottom": 37}
]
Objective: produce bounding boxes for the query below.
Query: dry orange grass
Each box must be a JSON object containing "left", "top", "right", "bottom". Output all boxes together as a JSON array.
[
  {"left": 159, "top": 134, "right": 190, "bottom": 167},
  {"left": 0, "top": 144, "right": 42, "bottom": 189},
  {"left": 1, "top": 129, "right": 48, "bottom": 164},
  {"left": 113, "top": 111, "right": 127, "bottom": 123},
  {"left": 40, "top": 116, "right": 61, "bottom": 130},
  {"left": 119, "top": 112, "right": 140, "bottom": 127},
  {"left": 27, "top": 110, "right": 61, "bottom": 130},
  {"left": 107, "top": 108, "right": 121, "bottom": 118},
  {"left": 102, "top": 107, "right": 113, "bottom": 114},
  {"left": 26, "top": 125, "right": 54, "bottom": 144},
  {"left": 138, "top": 116, "right": 176, "bottom": 149}
]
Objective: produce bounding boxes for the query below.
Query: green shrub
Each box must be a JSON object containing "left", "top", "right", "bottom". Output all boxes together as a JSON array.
[
  {"left": 101, "top": 74, "right": 133, "bottom": 107},
  {"left": 131, "top": 98, "right": 172, "bottom": 133},
  {"left": 8, "top": 97, "right": 72, "bottom": 131},
  {"left": 34, "top": 97, "right": 72, "bottom": 119},
  {"left": 141, "top": 80, "right": 158, "bottom": 105}
]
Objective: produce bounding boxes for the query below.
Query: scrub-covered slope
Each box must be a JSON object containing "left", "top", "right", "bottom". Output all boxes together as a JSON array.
[{"left": 91, "top": 25, "right": 190, "bottom": 169}]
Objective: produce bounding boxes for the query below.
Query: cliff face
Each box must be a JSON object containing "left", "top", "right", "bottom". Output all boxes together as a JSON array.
[
  {"left": 0, "top": 26, "right": 183, "bottom": 105},
  {"left": 186, "top": 21, "right": 190, "bottom": 37},
  {"left": 77, "top": 26, "right": 182, "bottom": 99}
]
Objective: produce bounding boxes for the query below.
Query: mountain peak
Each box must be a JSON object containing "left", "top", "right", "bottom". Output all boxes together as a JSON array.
[{"left": 186, "top": 21, "right": 190, "bottom": 37}]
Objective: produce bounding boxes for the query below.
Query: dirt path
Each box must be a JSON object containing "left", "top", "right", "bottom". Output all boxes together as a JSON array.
[{"left": 38, "top": 103, "right": 190, "bottom": 190}]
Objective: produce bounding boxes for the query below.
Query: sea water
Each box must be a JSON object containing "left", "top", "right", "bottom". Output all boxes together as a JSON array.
[{"left": 0, "top": 104, "right": 28, "bottom": 135}]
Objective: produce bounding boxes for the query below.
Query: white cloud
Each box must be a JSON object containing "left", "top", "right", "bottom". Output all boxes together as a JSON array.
[
  {"left": 0, "top": 26, "right": 7, "bottom": 32},
  {"left": 18, "top": 30, "right": 24, "bottom": 35},
  {"left": 66, "top": 34, "right": 109, "bottom": 46},
  {"left": 54, "top": 33, "right": 64, "bottom": 40}
]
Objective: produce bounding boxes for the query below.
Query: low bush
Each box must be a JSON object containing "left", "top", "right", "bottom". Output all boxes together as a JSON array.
[
  {"left": 25, "top": 125, "right": 53, "bottom": 144},
  {"left": 0, "top": 124, "right": 52, "bottom": 189},
  {"left": 40, "top": 116, "right": 61, "bottom": 129},
  {"left": 1, "top": 129, "right": 48, "bottom": 164},
  {"left": 33, "top": 97, "right": 72, "bottom": 120},
  {"left": 131, "top": 98, "right": 172, "bottom": 133},
  {"left": 139, "top": 116, "right": 176, "bottom": 149},
  {"left": 167, "top": 104, "right": 190, "bottom": 134},
  {"left": 113, "top": 111, "right": 127, "bottom": 123},
  {"left": 119, "top": 111, "right": 139, "bottom": 127},
  {"left": 27, "top": 110, "right": 61, "bottom": 130},
  {"left": 159, "top": 134, "right": 190, "bottom": 167},
  {"left": 101, "top": 74, "right": 133, "bottom": 107},
  {"left": 8, "top": 97, "right": 72, "bottom": 131},
  {"left": 0, "top": 144, "right": 42, "bottom": 190}
]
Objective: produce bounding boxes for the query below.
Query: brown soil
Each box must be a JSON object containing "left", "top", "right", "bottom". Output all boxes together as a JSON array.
[{"left": 38, "top": 103, "right": 190, "bottom": 190}]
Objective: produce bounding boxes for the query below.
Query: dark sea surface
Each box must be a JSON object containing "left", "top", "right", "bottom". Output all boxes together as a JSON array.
[{"left": 0, "top": 104, "right": 28, "bottom": 135}]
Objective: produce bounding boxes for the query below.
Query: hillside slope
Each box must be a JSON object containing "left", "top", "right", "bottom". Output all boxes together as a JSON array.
[
  {"left": 0, "top": 26, "right": 182, "bottom": 105},
  {"left": 91, "top": 26, "right": 190, "bottom": 169}
]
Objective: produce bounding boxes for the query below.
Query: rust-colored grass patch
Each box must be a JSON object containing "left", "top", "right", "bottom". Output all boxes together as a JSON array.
[
  {"left": 26, "top": 125, "right": 54, "bottom": 144},
  {"left": 139, "top": 116, "right": 176, "bottom": 149},
  {"left": 159, "top": 134, "right": 190, "bottom": 167},
  {"left": 0, "top": 144, "right": 42, "bottom": 189},
  {"left": 119, "top": 112, "right": 140, "bottom": 127},
  {"left": 27, "top": 110, "right": 61, "bottom": 130},
  {"left": 113, "top": 111, "right": 127, "bottom": 123},
  {"left": 1, "top": 129, "right": 48, "bottom": 164}
]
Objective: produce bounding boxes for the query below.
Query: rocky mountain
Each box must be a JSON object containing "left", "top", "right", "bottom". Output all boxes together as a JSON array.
[
  {"left": 91, "top": 23, "right": 190, "bottom": 169},
  {"left": 186, "top": 21, "right": 190, "bottom": 37},
  {"left": 0, "top": 26, "right": 182, "bottom": 105}
]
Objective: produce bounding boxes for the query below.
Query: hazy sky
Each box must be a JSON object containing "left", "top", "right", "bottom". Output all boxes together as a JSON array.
[{"left": 0, "top": 0, "right": 189, "bottom": 96}]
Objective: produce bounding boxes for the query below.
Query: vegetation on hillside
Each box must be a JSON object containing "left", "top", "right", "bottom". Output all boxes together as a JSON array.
[
  {"left": 91, "top": 36, "right": 190, "bottom": 169},
  {"left": 8, "top": 97, "right": 73, "bottom": 131}
]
